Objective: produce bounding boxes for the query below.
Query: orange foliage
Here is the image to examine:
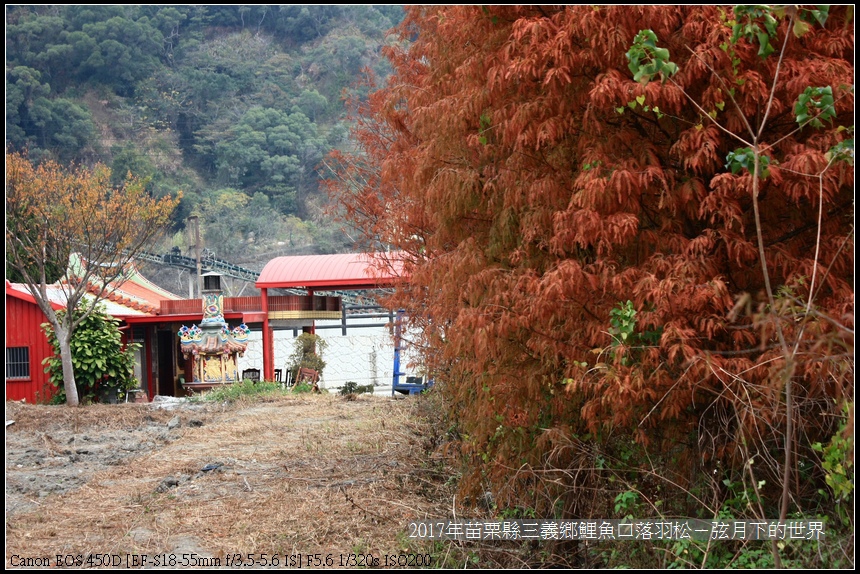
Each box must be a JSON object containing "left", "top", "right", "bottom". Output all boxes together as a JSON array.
[
  {"left": 326, "top": 6, "right": 854, "bottom": 514},
  {"left": 7, "top": 152, "right": 180, "bottom": 283},
  {"left": 7, "top": 151, "right": 180, "bottom": 406}
]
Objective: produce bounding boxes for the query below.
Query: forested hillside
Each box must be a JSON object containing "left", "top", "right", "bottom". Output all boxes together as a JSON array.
[{"left": 6, "top": 5, "right": 403, "bottom": 293}]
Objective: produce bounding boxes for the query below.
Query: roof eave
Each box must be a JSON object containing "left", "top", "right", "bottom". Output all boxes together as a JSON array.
[{"left": 255, "top": 280, "right": 399, "bottom": 290}]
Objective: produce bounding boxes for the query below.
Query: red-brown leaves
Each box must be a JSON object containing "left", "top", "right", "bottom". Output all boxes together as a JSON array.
[
  {"left": 326, "top": 5, "right": 855, "bottom": 514},
  {"left": 673, "top": 125, "right": 724, "bottom": 176}
]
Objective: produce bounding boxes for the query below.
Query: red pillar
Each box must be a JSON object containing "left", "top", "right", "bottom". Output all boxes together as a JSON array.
[
  {"left": 262, "top": 287, "right": 274, "bottom": 381},
  {"left": 308, "top": 288, "right": 316, "bottom": 334}
]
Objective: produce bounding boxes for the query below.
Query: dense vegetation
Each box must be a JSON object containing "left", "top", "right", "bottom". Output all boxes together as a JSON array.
[
  {"left": 7, "top": 5, "right": 853, "bottom": 566},
  {"left": 329, "top": 5, "right": 854, "bottom": 567},
  {"left": 6, "top": 5, "right": 404, "bottom": 290},
  {"left": 42, "top": 304, "right": 140, "bottom": 404}
]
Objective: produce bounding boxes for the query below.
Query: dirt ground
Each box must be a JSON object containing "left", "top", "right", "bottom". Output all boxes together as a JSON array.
[{"left": 5, "top": 393, "right": 463, "bottom": 569}]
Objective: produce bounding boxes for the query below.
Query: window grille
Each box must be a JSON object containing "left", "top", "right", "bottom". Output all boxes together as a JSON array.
[{"left": 6, "top": 347, "right": 30, "bottom": 379}]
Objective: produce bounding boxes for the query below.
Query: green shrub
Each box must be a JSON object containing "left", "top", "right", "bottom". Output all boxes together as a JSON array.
[
  {"left": 42, "top": 304, "right": 140, "bottom": 404},
  {"left": 286, "top": 332, "right": 327, "bottom": 383},
  {"left": 339, "top": 381, "right": 374, "bottom": 396},
  {"left": 340, "top": 381, "right": 360, "bottom": 395}
]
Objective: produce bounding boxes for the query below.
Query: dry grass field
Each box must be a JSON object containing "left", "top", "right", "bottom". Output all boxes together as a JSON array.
[{"left": 6, "top": 393, "right": 465, "bottom": 568}]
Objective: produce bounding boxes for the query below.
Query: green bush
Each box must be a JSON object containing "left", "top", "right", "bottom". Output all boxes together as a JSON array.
[
  {"left": 42, "top": 303, "right": 140, "bottom": 404},
  {"left": 292, "top": 382, "right": 316, "bottom": 394},
  {"left": 200, "top": 379, "right": 282, "bottom": 402},
  {"left": 339, "top": 381, "right": 373, "bottom": 396}
]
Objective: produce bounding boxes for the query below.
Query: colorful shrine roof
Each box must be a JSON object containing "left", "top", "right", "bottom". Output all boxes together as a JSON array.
[{"left": 178, "top": 323, "right": 250, "bottom": 356}]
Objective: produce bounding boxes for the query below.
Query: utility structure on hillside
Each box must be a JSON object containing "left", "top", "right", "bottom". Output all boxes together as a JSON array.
[{"left": 134, "top": 247, "right": 263, "bottom": 285}]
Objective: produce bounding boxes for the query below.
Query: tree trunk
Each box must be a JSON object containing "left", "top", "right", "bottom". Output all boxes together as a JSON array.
[{"left": 56, "top": 324, "right": 80, "bottom": 406}]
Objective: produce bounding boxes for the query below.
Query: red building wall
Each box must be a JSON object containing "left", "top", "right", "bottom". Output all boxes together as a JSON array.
[{"left": 5, "top": 294, "right": 57, "bottom": 403}]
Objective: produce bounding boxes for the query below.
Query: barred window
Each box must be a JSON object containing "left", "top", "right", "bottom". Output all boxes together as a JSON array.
[{"left": 6, "top": 346, "right": 30, "bottom": 379}]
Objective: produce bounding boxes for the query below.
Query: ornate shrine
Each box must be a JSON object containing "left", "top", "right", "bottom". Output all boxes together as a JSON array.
[{"left": 178, "top": 274, "right": 250, "bottom": 390}]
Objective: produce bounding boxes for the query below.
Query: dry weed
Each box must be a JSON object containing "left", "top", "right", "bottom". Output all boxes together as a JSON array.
[{"left": 6, "top": 394, "right": 459, "bottom": 567}]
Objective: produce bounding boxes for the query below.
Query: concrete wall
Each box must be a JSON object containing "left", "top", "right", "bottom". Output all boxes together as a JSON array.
[{"left": 237, "top": 318, "right": 425, "bottom": 391}]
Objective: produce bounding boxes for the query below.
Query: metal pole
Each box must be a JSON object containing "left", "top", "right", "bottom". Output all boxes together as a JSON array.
[
  {"left": 392, "top": 309, "right": 405, "bottom": 396},
  {"left": 188, "top": 216, "right": 202, "bottom": 299}
]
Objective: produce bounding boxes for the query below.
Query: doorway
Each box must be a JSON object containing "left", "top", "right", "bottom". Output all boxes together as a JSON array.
[{"left": 157, "top": 330, "right": 176, "bottom": 397}]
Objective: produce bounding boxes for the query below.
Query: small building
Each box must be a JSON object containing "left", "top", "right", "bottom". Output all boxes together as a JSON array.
[
  {"left": 5, "top": 281, "right": 64, "bottom": 403},
  {"left": 5, "top": 260, "right": 183, "bottom": 403},
  {"left": 255, "top": 252, "right": 405, "bottom": 381},
  {"left": 6, "top": 252, "right": 407, "bottom": 402}
]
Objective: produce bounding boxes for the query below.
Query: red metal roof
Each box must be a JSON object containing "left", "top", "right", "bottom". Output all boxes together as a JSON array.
[{"left": 256, "top": 252, "right": 406, "bottom": 290}]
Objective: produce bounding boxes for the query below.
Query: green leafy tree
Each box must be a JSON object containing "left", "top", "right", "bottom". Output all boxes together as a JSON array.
[
  {"left": 42, "top": 304, "right": 140, "bottom": 404},
  {"left": 209, "top": 106, "right": 326, "bottom": 214},
  {"left": 27, "top": 97, "right": 96, "bottom": 162},
  {"left": 5, "top": 66, "right": 51, "bottom": 149},
  {"left": 78, "top": 16, "right": 163, "bottom": 94},
  {"left": 6, "top": 62, "right": 96, "bottom": 161},
  {"left": 193, "top": 188, "right": 286, "bottom": 259},
  {"left": 5, "top": 4, "right": 401, "bottom": 261},
  {"left": 110, "top": 144, "right": 156, "bottom": 187},
  {"left": 295, "top": 88, "right": 329, "bottom": 122}
]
